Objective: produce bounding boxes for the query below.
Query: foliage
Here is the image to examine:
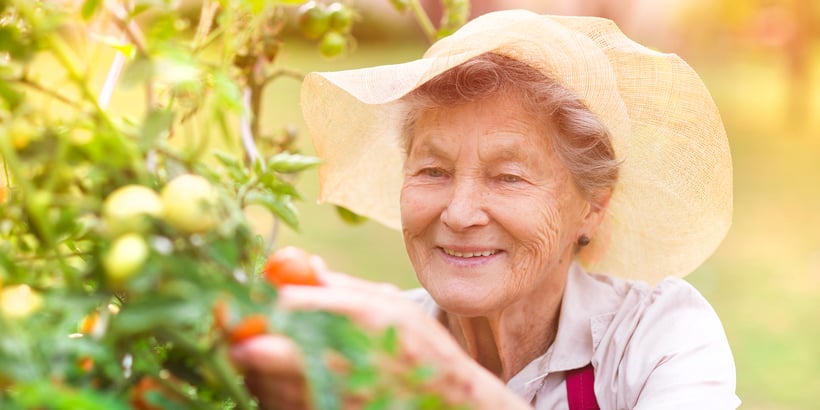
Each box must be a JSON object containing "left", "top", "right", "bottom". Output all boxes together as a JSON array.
[{"left": 0, "top": 0, "right": 467, "bottom": 408}]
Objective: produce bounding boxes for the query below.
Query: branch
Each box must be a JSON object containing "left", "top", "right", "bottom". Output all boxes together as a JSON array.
[
  {"left": 239, "top": 87, "right": 262, "bottom": 167},
  {"left": 408, "top": 0, "right": 437, "bottom": 43},
  {"left": 260, "top": 68, "right": 305, "bottom": 88},
  {"left": 105, "top": 1, "right": 148, "bottom": 56},
  {"left": 12, "top": 76, "right": 79, "bottom": 107},
  {"left": 192, "top": 0, "right": 221, "bottom": 51}
]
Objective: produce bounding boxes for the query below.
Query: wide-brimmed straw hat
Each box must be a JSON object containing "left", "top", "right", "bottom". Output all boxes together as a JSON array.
[{"left": 301, "top": 9, "right": 732, "bottom": 283}]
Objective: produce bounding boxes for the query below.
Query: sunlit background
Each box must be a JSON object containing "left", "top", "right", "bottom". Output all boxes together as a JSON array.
[{"left": 101, "top": 0, "right": 819, "bottom": 408}]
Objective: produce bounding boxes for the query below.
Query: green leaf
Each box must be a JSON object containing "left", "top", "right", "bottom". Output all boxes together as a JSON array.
[
  {"left": 246, "top": 191, "right": 300, "bottom": 230},
  {"left": 212, "top": 70, "right": 242, "bottom": 113},
  {"left": 266, "top": 152, "right": 321, "bottom": 173},
  {"left": 139, "top": 109, "right": 174, "bottom": 149},
  {"left": 81, "top": 0, "right": 102, "bottom": 20},
  {"left": 0, "top": 80, "right": 24, "bottom": 112},
  {"left": 121, "top": 56, "right": 154, "bottom": 88}
]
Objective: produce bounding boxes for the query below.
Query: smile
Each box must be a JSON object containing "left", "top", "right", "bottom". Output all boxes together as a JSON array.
[{"left": 442, "top": 248, "right": 499, "bottom": 258}]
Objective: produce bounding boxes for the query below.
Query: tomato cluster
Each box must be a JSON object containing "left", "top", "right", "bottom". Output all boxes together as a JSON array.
[
  {"left": 215, "top": 246, "right": 320, "bottom": 344},
  {"left": 100, "top": 174, "right": 221, "bottom": 287},
  {"left": 297, "top": 1, "right": 354, "bottom": 59}
]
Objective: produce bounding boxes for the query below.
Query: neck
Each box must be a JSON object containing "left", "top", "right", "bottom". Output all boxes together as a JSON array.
[{"left": 445, "top": 265, "right": 568, "bottom": 381}]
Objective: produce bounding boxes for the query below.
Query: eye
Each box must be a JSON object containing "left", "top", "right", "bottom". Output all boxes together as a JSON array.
[
  {"left": 421, "top": 167, "right": 447, "bottom": 178},
  {"left": 499, "top": 174, "right": 522, "bottom": 183}
]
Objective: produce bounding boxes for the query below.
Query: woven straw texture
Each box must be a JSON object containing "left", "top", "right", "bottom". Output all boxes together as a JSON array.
[{"left": 301, "top": 9, "right": 732, "bottom": 283}]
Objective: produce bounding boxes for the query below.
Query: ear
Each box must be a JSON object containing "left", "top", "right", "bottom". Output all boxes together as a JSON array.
[{"left": 579, "top": 190, "right": 611, "bottom": 239}]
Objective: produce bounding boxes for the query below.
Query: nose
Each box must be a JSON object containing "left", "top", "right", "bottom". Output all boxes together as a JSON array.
[{"left": 440, "top": 176, "right": 490, "bottom": 231}]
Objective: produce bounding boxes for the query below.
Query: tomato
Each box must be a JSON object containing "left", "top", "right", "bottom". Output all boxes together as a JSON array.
[
  {"left": 212, "top": 299, "right": 230, "bottom": 331},
  {"left": 77, "top": 356, "right": 94, "bottom": 372},
  {"left": 0, "top": 186, "right": 6, "bottom": 203},
  {"left": 327, "top": 3, "right": 354, "bottom": 33},
  {"left": 79, "top": 312, "right": 100, "bottom": 334},
  {"left": 263, "top": 246, "right": 320, "bottom": 287},
  {"left": 160, "top": 174, "right": 219, "bottom": 234},
  {"left": 103, "top": 185, "right": 163, "bottom": 234},
  {"left": 319, "top": 31, "right": 347, "bottom": 59},
  {"left": 103, "top": 233, "right": 149, "bottom": 285},
  {"left": 130, "top": 377, "right": 165, "bottom": 410},
  {"left": 298, "top": 1, "right": 330, "bottom": 40},
  {"left": 229, "top": 314, "right": 267, "bottom": 344},
  {"left": 0, "top": 284, "right": 43, "bottom": 319}
]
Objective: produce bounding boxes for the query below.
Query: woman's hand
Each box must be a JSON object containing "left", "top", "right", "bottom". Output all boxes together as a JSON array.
[{"left": 229, "top": 256, "right": 530, "bottom": 410}]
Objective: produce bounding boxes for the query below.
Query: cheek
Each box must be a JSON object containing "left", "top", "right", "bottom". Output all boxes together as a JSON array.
[{"left": 400, "top": 186, "right": 438, "bottom": 276}]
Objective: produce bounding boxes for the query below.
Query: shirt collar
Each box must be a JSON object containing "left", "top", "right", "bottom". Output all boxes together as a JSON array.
[
  {"left": 507, "top": 263, "right": 626, "bottom": 397},
  {"left": 545, "top": 262, "right": 624, "bottom": 372}
]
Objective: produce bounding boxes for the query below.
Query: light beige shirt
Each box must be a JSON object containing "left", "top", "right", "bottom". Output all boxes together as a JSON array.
[{"left": 406, "top": 263, "right": 741, "bottom": 410}]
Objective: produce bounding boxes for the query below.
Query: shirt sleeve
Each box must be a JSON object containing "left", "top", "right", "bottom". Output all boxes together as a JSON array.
[{"left": 624, "top": 278, "right": 741, "bottom": 410}]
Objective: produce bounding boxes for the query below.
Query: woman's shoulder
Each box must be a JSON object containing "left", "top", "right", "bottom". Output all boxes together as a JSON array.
[{"left": 589, "top": 273, "right": 740, "bottom": 409}]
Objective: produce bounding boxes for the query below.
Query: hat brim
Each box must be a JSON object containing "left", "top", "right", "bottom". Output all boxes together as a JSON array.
[{"left": 301, "top": 10, "right": 732, "bottom": 283}]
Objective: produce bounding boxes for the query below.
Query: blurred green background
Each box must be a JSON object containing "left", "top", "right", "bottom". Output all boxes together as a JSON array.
[{"left": 100, "top": 0, "right": 820, "bottom": 408}]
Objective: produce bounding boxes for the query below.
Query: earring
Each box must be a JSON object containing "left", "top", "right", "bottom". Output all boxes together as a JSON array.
[{"left": 577, "top": 235, "right": 590, "bottom": 247}]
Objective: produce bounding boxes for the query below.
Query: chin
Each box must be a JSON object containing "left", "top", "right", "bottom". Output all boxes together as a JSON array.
[{"left": 427, "top": 282, "right": 499, "bottom": 317}]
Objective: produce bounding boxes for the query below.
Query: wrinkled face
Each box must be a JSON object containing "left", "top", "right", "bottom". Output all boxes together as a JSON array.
[{"left": 400, "top": 92, "right": 593, "bottom": 316}]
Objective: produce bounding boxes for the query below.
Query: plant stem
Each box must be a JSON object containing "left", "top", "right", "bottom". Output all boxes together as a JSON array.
[
  {"left": 408, "top": 0, "right": 437, "bottom": 43},
  {"left": 192, "top": 0, "right": 220, "bottom": 51},
  {"left": 12, "top": 77, "right": 79, "bottom": 107},
  {"left": 240, "top": 87, "right": 262, "bottom": 166}
]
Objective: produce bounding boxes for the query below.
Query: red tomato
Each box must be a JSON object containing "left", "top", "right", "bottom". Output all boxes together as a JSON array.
[
  {"left": 228, "top": 314, "right": 267, "bottom": 344},
  {"left": 262, "top": 246, "right": 320, "bottom": 287}
]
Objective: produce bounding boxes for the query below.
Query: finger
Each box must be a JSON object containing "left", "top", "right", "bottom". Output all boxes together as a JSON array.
[
  {"left": 243, "top": 371, "right": 307, "bottom": 410},
  {"left": 316, "top": 270, "right": 401, "bottom": 295},
  {"left": 278, "top": 285, "right": 407, "bottom": 330},
  {"left": 229, "top": 334, "right": 303, "bottom": 375}
]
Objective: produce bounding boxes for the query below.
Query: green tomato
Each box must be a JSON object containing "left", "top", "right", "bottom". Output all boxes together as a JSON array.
[
  {"left": 103, "top": 185, "right": 163, "bottom": 234},
  {"left": 298, "top": 2, "right": 330, "bottom": 40},
  {"left": 0, "top": 284, "right": 43, "bottom": 319},
  {"left": 388, "top": 0, "right": 409, "bottom": 12},
  {"left": 319, "top": 31, "right": 347, "bottom": 59},
  {"left": 103, "top": 234, "right": 149, "bottom": 285},
  {"left": 335, "top": 205, "right": 367, "bottom": 225},
  {"left": 160, "top": 174, "right": 219, "bottom": 234},
  {"left": 327, "top": 3, "right": 354, "bottom": 33}
]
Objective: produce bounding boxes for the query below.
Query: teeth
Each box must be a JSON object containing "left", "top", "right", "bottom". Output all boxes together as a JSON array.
[{"left": 443, "top": 248, "right": 498, "bottom": 258}]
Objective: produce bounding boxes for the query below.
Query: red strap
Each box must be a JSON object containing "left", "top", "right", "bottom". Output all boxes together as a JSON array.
[{"left": 566, "top": 364, "right": 600, "bottom": 410}]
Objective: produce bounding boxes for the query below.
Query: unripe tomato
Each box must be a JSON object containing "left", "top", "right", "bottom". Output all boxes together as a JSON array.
[
  {"left": 388, "top": 0, "right": 409, "bottom": 12},
  {"left": 104, "top": 233, "right": 149, "bottom": 284},
  {"left": 103, "top": 185, "right": 163, "bottom": 234},
  {"left": 319, "top": 31, "right": 347, "bottom": 59},
  {"left": 263, "top": 246, "right": 320, "bottom": 287},
  {"left": 8, "top": 120, "right": 34, "bottom": 150},
  {"left": 160, "top": 174, "right": 219, "bottom": 234},
  {"left": 229, "top": 314, "right": 267, "bottom": 344},
  {"left": 0, "top": 284, "right": 43, "bottom": 319},
  {"left": 298, "top": 1, "right": 330, "bottom": 40},
  {"left": 327, "top": 3, "right": 354, "bottom": 33}
]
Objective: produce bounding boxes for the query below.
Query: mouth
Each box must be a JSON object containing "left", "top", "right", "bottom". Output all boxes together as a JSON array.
[{"left": 440, "top": 248, "right": 500, "bottom": 259}]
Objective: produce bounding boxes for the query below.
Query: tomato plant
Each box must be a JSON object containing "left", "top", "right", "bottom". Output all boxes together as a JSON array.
[{"left": 0, "top": 0, "right": 469, "bottom": 409}]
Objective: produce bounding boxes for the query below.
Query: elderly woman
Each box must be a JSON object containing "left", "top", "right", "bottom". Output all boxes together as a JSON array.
[{"left": 231, "top": 10, "right": 740, "bottom": 409}]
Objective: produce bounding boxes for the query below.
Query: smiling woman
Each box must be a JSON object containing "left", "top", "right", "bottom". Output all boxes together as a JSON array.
[{"left": 230, "top": 9, "right": 740, "bottom": 410}]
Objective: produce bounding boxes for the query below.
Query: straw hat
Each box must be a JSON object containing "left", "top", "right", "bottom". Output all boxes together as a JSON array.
[{"left": 301, "top": 9, "right": 732, "bottom": 283}]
